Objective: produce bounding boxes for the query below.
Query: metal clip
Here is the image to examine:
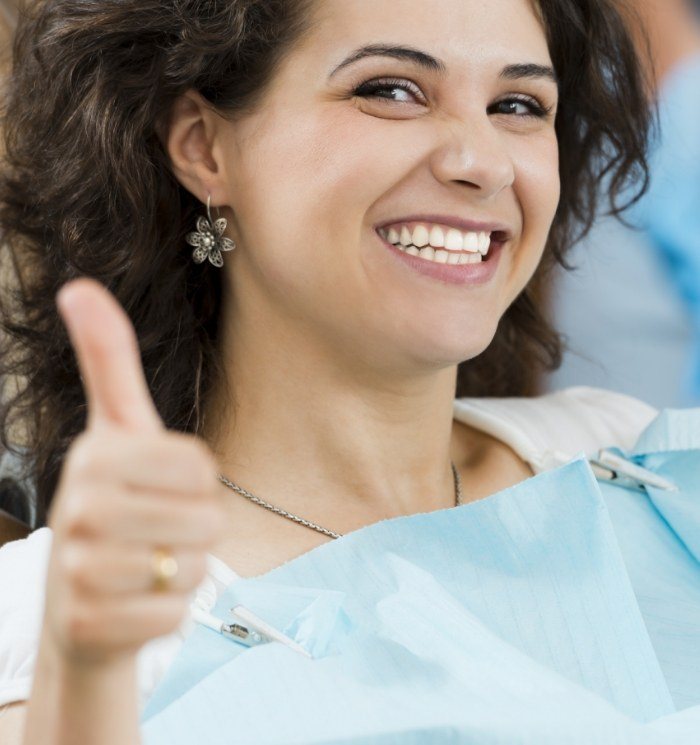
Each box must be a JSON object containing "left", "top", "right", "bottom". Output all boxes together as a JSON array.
[
  {"left": 589, "top": 449, "right": 678, "bottom": 492},
  {"left": 190, "top": 602, "right": 313, "bottom": 658}
]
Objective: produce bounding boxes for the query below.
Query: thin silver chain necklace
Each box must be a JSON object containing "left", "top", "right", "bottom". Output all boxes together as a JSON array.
[{"left": 217, "top": 462, "right": 463, "bottom": 540}]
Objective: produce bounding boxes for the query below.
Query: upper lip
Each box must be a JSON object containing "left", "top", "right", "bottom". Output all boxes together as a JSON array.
[{"left": 374, "top": 214, "right": 513, "bottom": 239}]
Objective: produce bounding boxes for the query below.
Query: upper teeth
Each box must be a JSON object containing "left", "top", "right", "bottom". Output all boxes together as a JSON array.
[{"left": 379, "top": 223, "right": 491, "bottom": 255}]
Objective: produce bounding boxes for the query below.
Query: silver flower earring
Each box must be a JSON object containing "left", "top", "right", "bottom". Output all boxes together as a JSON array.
[{"left": 186, "top": 194, "right": 236, "bottom": 268}]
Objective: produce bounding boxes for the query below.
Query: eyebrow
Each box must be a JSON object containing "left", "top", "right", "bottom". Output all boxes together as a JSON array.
[
  {"left": 500, "top": 63, "right": 558, "bottom": 85},
  {"left": 329, "top": 44, "right": 558, "bottom": 86},
  {"left": 330, "top": 44, "right": 447, "bottom": 77}
]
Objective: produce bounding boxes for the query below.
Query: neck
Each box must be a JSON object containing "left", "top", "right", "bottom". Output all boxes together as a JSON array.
[{"left": 202, "top": 306, "right": 475, "bottom": 533}]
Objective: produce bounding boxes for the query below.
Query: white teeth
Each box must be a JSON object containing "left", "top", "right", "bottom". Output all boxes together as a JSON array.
[
  {"left": 411, "top": 225, "right": 430, "bottom": 248},
  {"left": 382, "top": 223, "right": 489, "bottom": 253},
  {"left": 429, "top": 225, "right": 445, "bottom": 248},
  {"left": 463, "top": 232, "right": 479, "bottom": 252},
  {"left": 478, "top": 232, "right": 491, "bottom": 255},
  {"left": 393, "top": 242, "right": 483, "bottom": 265},
  {"left": 379, "top": 222, "right": 493, "bottom": 263},
  {"left": 444, "top": 229, "right": 464, "bottom": 251}
]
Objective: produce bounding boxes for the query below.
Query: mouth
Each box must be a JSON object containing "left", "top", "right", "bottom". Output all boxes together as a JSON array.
[
  {"left": 373, "top": 219, "right": 509, "bottom": 285},
  {"left": 375, "top": 219, "right": 511, "bottom": 266}
]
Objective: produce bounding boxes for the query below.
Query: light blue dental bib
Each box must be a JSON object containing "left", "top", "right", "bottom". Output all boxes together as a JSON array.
[{"left": 140, "top": 408, "right": 700, "bottom": 744}]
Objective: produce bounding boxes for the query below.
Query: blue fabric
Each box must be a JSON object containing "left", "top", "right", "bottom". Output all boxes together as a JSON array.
[
  {"left": 631, "top": 54, "right": 700, "bottom": 398},
  {"left": 139, "top": 408, "right": 700, "bottom": 744}
]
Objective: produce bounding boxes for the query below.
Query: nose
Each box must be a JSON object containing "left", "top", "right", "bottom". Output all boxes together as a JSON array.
[{"left": 429, "top": 115, "right": 515, "bottom": 198}]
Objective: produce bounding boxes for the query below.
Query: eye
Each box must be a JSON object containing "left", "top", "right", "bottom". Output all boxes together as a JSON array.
[
  {"left": 490, "top": 95, "right": 552, "bottom": 119},
  {"left": 352, "top": 78, "right": 425, "bottom": 104}
]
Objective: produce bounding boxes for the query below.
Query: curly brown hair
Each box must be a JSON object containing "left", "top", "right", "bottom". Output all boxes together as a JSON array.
[{"left": 0, "top": 0, "right": 652, "bottom": 529}]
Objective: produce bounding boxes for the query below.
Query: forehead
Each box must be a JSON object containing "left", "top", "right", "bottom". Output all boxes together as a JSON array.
[{"left": 305, "top": 0, "right": 552, "bottom": 74}]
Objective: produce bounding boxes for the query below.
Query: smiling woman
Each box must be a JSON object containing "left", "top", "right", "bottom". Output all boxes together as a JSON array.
[
  {"left": 0, "top": 0, "right": 671, "bottom": 743},
  {"left": 0, "top": 0, "right": 649, "bottom": 528}
]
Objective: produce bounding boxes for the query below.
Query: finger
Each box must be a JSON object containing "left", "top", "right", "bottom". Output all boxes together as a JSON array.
[
  {"left": 67, "top": 430, "right": 221, "bottom": 496},
  {"left": 56, "top": 278, "right": 162, "bottom": 433},
  {"left": 63, "top": 541, "right": 208, "bottom": 596},
  {"left": 63, "top": 593, "right": 193, "bottom": 659},
  {"left": 61, "top": 486, "right": 225, "bottom": 548}
]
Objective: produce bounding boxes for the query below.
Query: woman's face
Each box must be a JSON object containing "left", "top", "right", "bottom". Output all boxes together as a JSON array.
[{"left": 216, "top": 0, "right": 559, "bottom": 373}]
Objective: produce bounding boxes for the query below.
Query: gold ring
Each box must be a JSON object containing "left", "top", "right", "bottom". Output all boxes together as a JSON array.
[{"left": 151, "top": 547, "right": 179, "bottom": 592}]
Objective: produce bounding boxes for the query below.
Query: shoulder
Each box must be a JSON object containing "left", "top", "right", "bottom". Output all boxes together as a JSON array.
[
  {"left": 528, "top": 385, "right": 658, "bottom": 450},
  {"left": 0, "top": 527, "right": 53, "bottom": 708},
  {"left": 455, "top": 385, "right": 659, "bottom": 472}
]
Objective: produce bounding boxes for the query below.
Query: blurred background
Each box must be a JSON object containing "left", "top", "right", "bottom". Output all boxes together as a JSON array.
[
  {"left": 542, "top": 0, "right": 700, "bottom": 410},
  {"left": 1, "top": 0, "right": 700, "bottom": 411}
]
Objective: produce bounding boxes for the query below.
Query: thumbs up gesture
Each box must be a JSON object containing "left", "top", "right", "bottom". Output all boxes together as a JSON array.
[{"left": 43, "top": 279, "right": 227, "bottom": 666}]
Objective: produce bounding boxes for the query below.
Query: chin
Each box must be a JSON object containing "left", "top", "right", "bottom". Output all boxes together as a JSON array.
[{"left": 401, "top": 327, "right": 499, "bottom": 369}]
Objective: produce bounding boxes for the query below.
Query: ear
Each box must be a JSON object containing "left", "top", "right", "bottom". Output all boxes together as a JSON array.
[{"left": 165, "top": 90, "right": 230, "bottom": 206}]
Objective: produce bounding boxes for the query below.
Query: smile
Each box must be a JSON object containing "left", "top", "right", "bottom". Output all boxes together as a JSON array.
[
  {"left": 377, "top": 221, "right": 507, "bottom": 265},
  {"left": 375, "top": 217, "right": 512, "bottom": 287}
]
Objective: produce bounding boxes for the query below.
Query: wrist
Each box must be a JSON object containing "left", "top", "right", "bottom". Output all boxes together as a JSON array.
[
  {"left": 37, "top": 624, "right": 138, "bottom": 684},
  {"left": 23, "top": 627, "right": 141, "bottom": 745}
]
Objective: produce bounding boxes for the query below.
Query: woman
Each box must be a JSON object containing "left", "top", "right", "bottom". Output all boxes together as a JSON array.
[{"left": 0, "top": 0, "right": 674, "bottom": 742}]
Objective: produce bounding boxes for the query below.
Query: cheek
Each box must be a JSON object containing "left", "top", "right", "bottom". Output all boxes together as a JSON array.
[
  {"left": 501, "top": 132, "right": 560, "bottom": 301},
  {"left": 232, "top": 109, "right": 384, "bottom": 246},
  {"left": 515, "top": 132, "right": 561, "bottom": 239},
  {"left": 227, "top": 107, "right": 428, "bottom": 302}
]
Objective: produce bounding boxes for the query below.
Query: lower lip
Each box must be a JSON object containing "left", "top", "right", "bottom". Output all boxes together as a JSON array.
[{"left": 376, "top": 232, "right": 504, "bottom": 286}]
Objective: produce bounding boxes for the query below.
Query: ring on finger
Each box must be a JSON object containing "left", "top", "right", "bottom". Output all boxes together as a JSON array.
[{"left": 150, "top": 546, "right": 179, "bottom": 592}]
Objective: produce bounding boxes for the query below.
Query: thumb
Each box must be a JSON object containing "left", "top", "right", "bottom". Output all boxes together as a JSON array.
[{"left": 57, "top": 278, "right": 163, "bottom": 433}]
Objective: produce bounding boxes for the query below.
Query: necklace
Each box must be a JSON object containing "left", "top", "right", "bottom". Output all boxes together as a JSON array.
[{"left": 217, "top": 462, "right": 463, "bottom": 540}]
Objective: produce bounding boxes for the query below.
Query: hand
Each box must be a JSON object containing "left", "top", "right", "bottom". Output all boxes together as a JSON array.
[{"left": 43, "top": 279, "right": 227, "bottom": 667}]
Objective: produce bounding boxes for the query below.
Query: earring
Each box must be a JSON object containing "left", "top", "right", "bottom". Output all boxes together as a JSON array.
[{"left": 186, "top": 194, "right": 236, "bottom": 268}]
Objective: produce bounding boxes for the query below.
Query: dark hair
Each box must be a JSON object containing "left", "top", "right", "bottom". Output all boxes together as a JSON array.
[{"left": 0, "top": 0, "right": 652, "bottom": 528}]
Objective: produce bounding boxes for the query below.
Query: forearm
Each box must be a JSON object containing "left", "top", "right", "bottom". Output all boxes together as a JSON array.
[{"left": 22, "top": 628, "right": 141, "bottom": 745}]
